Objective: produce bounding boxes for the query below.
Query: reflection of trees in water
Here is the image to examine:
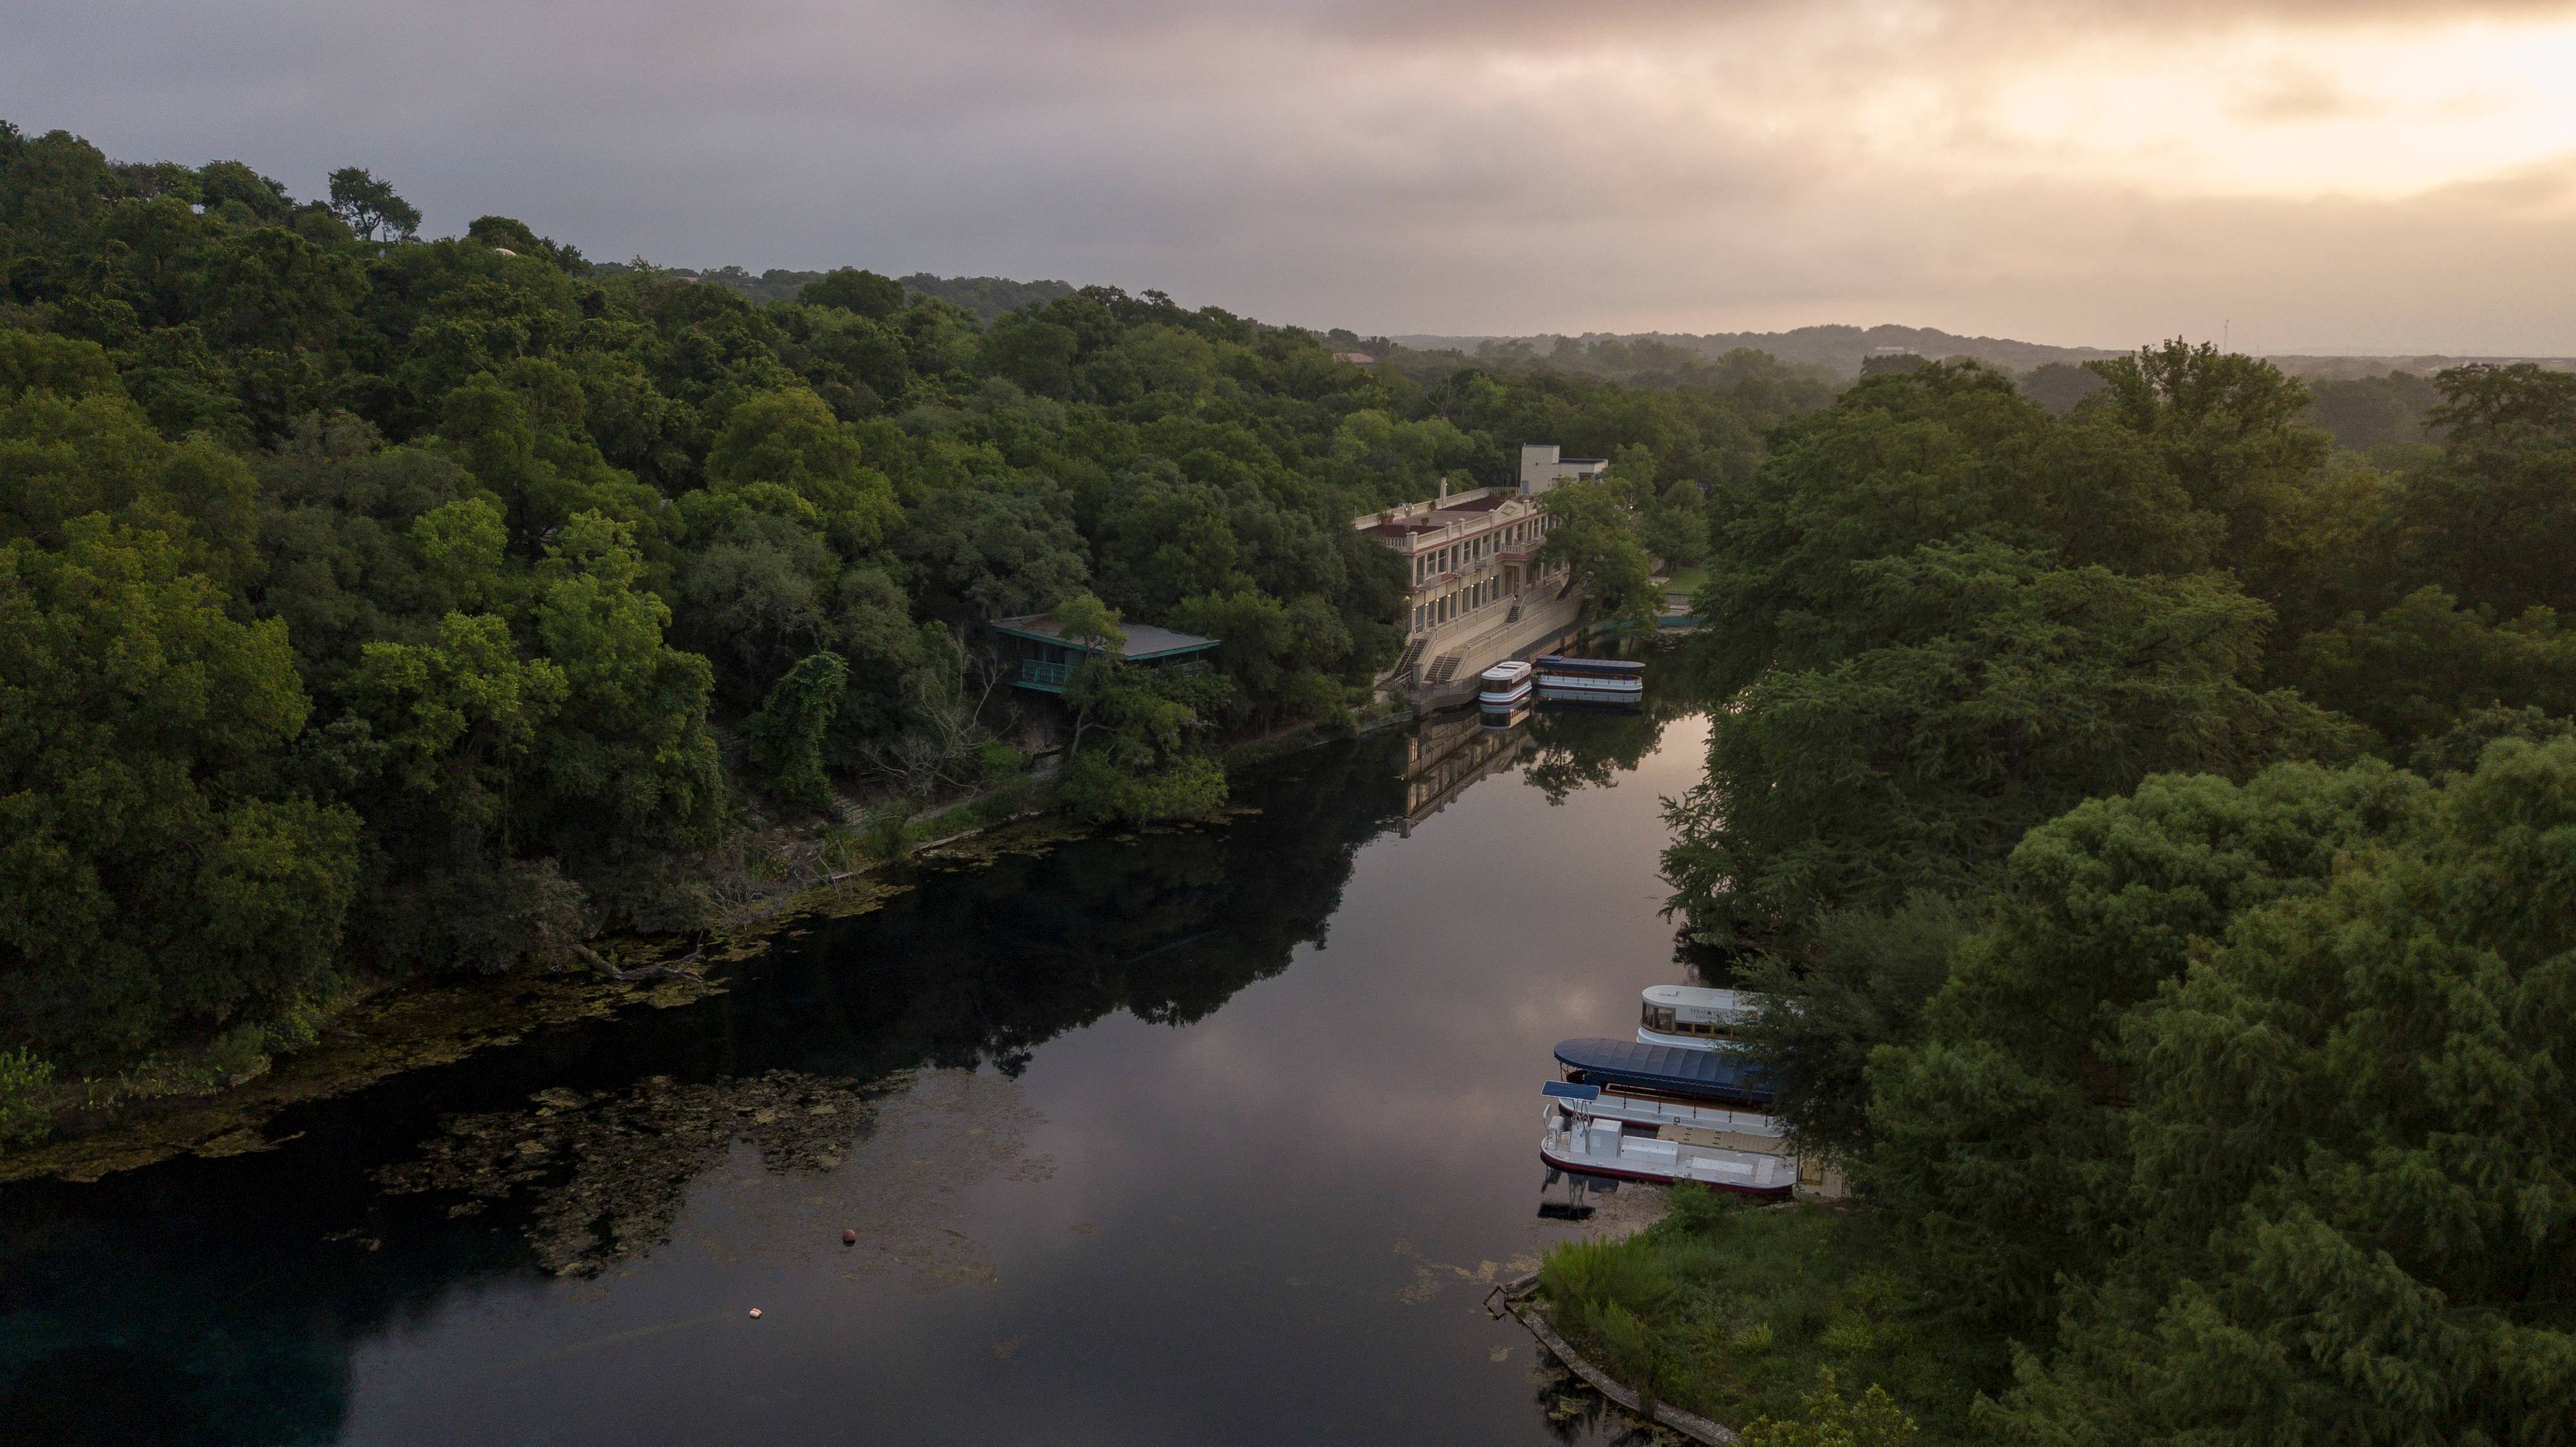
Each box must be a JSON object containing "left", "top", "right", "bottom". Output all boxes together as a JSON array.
[
  {"left": 1519, "top": 643, "right": 1713, "bottom": 805},
  {"left": 728, "top": 735, "right": 1409, "bottom": 1079},
  {"left": 0, "top": 735, "right": 1414, "bottom": 1446},
  {"left": 1525, "top": 1357, "right": 1664, "bottom": 1445}
]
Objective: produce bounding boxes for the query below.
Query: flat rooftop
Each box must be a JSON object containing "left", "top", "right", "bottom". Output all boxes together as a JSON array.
[{"left": 993, "top": 613, "right": 1218, "bottom": 659}]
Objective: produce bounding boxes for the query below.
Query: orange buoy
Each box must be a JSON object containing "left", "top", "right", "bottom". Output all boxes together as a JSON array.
[{"left": 841, "top": 1229, "right": 857, "bottom": 1246}]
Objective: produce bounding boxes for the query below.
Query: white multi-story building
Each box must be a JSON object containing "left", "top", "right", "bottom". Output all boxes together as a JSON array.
[
  {"left": 1359, "top": 480, "right": 1562, "bottom": 643},
  {"left": 1518, "top": 443, "right": 1611, "bottom": 497}
]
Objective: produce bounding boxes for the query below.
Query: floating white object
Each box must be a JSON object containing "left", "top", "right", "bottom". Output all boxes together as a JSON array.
[{"left": 748, "top": 1308, "right": 763, "bottom": 1319}]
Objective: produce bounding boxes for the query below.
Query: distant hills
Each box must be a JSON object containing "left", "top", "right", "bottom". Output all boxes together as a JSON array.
[
  {"left": 615, "top": 265, "right": 2570, "bottom": 382},
  {"left": 592, "top": 263, "right": 1075, "bottom": 321},
  {"left": 1391, "top": 326, "right": 2576, "bottom": 381},
  {"left": 1390, "top": 325, "right": 2121, "bottom": 379}
]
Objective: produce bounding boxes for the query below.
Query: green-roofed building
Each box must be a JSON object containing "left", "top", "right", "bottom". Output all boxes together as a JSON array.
[{"left": 992, "top": 612, "right": 1220, "bottom": 694}]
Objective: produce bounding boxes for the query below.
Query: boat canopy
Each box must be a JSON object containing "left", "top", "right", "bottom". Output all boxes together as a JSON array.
[
  {"left": 1534, "top": 655, "right": 1645, "bottom": 676},
  {"left": 1553, "top": 1037, "right": 1773, "bottom": 1104},
  {"left": 1541, "top": 1080, "right": 1602, "bottom": 1101}
]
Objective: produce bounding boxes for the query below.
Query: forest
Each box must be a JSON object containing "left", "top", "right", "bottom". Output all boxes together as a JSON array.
[
  {"left": 5, "top": 110, "right": 2565, "bottom": 1444},
  {"left": 0, "top": 122, "right": 1830, "bottom": 1123},
  {"left": 1629, "top": 347, "right": 2576, "bottom": 1442}
]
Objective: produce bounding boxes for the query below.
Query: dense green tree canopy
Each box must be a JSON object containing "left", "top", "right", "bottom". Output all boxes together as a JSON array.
[
  {"left": 1, "top": 119, "right": 1835, "bottom": 1082},
  {"left": 1681, "top": 341, "right": 2576, "bottom": 1439}
]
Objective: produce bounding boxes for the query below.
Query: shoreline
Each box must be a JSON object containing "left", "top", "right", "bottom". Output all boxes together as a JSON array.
[
  {"left": 0, "top": 722, "right": 1373, "bottom": 1188},
  {"left": 0, "top": 810, "right": 1082, "bottom": 1188}
]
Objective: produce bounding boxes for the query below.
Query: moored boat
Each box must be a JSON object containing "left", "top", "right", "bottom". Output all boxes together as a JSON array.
[
  {"left": 1539, "top": 1095, "right": 1796, "bottom": 1196},
  {"left": 1533, "top": 654, "right": 1644, "bottom": 706},
  {"left": 1636, "top": 984, "right": 1763, "bottom": 1051},
  {"left": 1476, "top": 658, "right": 1534, "bottom": 708},
  {"left": 1553, "top": 1037, "right": 1775, "bottom": 1108},
  {"left": 1541, "top": 1079, "right": 1780, "bottom": 1141}
]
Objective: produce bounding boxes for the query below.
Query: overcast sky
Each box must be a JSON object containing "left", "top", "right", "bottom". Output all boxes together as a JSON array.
[{"left": 11, "top": 0, "right": 2576, "bottom": 352}]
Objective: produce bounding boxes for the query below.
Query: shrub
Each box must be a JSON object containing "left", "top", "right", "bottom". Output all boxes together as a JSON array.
[
  {"left": 1541, "top": 1234, "right": 1675, "bottom": 1320},
  {"left": 0, "top": 1049, "right": 55, "bottom": 1146},
  {"left": 1739, "top": 1368, "right": 1917, "bottom": 1447}
]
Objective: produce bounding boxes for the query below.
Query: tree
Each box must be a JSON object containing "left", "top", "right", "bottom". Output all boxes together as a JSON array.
[
  {"left": 1663, "top": 540, "right": 2363, "bottom": 942},
  {"left": 1741, "top": 1370, "right": 1918, "bottom": 1447},
  {"left": 797, "top": 267, "right": 907, "bottom": 319},
  {"left": 340, "top": 611, "right": 569, "bottom": 837},
  {"left": 1058, "top": 667, "right": 1231, "bottom": 825},
  {"left": 2083, "top": 341, "right": 2326, "bottom": 573},
  {"left": 745, "top": 651, "right": 848, "bottom": 812},
  {"left": 326, "top": 166, "right": 421, "bottom": 242},
  {"left": 1692, "top": 361, "right": 2216, "bottom": 695},
  {"left": 891, "top": 475, "right": 1089, "bottom": 625},
  {"left": 2386, "top": 363, "right": 2576, "bottom": 622},
  {"left": 0, "top": 520, "right": 359, "bottom": 1066},
  {"left": 2294, "top": 586, "right": 2576, "bottom": 753},
  {"left": 1984, "top": 738, "right": 2576, "bottom": 1445},
  {"left": 1638, "top": 478, "right": 1709, "bottom": 569},
  {"left": 703, "top": 389, "right": 900, "bottom": 554},
  {"left": 1538, "top": 475, "right": 1661, "bottom": 636},
  {"left": 527, "top": 513, "right": 724, "bottom": 850},
  {"left": 1862, "top": 758, "right": 2432, "bottom": 1338},
  {"left": 1730, "top": 891, "right": 1973, "bottom": 1164}
]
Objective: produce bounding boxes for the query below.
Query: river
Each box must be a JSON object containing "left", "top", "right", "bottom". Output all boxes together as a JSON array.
[{"left": 1, "top": 682, "right": 1722, "bottom": 1446}]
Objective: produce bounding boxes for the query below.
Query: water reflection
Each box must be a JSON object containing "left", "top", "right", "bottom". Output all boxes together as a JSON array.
[{"left": 1, "top": 654, "right": 1718, "bottom": 1447}]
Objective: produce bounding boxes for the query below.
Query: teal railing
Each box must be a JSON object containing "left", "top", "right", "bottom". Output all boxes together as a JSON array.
[{"left": 1016, "top": 654, "right": 1207, "bottom": 691}]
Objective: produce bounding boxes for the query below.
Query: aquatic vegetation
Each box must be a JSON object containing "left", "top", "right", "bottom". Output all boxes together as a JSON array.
[{"left": 374, "top": 1068, "right": 1049, "bottom": 1286}]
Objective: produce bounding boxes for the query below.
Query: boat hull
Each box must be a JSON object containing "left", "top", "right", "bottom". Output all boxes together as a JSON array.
[
  {"left": 1538, "top": 1142, "right": 1795, "bottom": 1197},
  {"left": 1476, "top": 680, "right": 1534, "bottom": 707},
  {"left": 1636, "top": 1026, "right": 1741, "bottom": 1051},
  {"left": 1535, "top": 679, "right": 1644, "bottom": 704}
]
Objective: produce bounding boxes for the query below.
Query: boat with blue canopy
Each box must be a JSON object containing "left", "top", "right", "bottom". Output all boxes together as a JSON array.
[{"left": 1552, "top": 1037, "right": 1775, "bottom": 1107}]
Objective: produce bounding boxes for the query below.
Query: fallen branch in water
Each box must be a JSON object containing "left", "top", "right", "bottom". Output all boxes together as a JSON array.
[{"left": 572, "top": 939, "right": 707, "bottom": 984}]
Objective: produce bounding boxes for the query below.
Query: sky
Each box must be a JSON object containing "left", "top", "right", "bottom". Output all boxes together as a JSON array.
[{"left": 10, "top": 0, "right": 2576, "bottom": 354}]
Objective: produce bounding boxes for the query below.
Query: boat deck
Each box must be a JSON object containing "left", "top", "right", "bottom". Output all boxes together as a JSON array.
[
  {"left": 1541, "top": 1081, "right": 1780, "bottom": 1138},
  {"left": 1540, "top": 1118, "right": 1796, "bottom": 1194}
]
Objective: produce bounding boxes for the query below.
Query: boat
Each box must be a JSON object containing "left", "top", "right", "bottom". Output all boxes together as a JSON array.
[
  {"left": 1636, "top": 984, "right": 1763, "bottom": 1051},
  {"left": 1553, "top": 1037, "right": 1775, "bottom": 1108},
  {"left": 1476, "top": 658, "right": 1534, "bottom": 708},
  {"left": 1533, "top": 654, "right": 1644, "bottom": 706},
  {"left": 1539, "top": 1087, "right": 1796, "bottom": 1195},
  {"left": 1542, "top": 1079, "right": 1780, "bottom": 1140}
]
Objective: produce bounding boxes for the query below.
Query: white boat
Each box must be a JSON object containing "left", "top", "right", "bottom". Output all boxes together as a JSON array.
[
  {"left": 1533, "top": 654, "right": 1644, "bottom": 705},
  {"left": 1539, "top": 1094, "right": 1798, "bottom": 1196},
  {"left": 1542, "top": 1079, "right": 1780, "bottom": 1140},
  {"left": 1636, "top": 984, "right": 1762, "bottom": 1051},
  {"left": 1476, "top": 659, "right": 1534, "bottom": 708}
]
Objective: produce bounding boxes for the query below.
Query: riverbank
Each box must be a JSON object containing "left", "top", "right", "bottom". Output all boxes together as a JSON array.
[
  {"left": 1531, "top": 1191, "right": 1986, "bottom": 1442},
  {"left": 0, "top": 803, "right": 1098, "bottom": 1186},
  {"left": 0, "top": 713, "right": 1357, "bottom": 1184}
]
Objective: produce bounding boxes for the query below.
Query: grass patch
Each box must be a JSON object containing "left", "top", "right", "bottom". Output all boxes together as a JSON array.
[
  {"left": 1661, "top": 565, "right": 1709, "bottom": 596},
  {"left": 1535, "top": 1191, "right": 1999, "bottom": 1441}
]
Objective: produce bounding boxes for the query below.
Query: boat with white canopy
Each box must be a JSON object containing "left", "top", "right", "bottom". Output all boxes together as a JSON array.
[
  {"left": 1476, "top": 658, "right": 1533, "bottom": 709},
  {"left": 1636, "top": 984, "right": 1763, "bottom": 1051}
]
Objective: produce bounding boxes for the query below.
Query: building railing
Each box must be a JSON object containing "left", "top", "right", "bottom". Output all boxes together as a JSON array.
[{"left": 1016, "top": 655, "right": 1209, "bottom": 691}]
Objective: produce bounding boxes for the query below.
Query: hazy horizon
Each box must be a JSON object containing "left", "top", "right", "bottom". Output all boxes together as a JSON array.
[{"left": 12, "top": 0, "right": 2576, "bottom": 354}]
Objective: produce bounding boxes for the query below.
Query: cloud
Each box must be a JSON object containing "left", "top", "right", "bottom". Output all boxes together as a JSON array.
[{"left": 4, "top": 0, "right": 2574, "bottom": 352}]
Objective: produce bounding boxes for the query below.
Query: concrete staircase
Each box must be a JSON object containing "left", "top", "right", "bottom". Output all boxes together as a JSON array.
[
  {"left": 1391, "top": 634, "right": 1428, "bottom": 680},
  {"left": 1423, "top": 651, "right": 1465, "bottom": 686}
]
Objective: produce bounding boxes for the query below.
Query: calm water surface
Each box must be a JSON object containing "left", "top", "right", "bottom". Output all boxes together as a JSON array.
[{"left": 1, "top": 690, "right": 1719, "bottom": 1446}]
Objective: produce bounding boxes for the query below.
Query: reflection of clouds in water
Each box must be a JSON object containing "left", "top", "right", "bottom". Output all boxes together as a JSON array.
[{"left": 377, "top": 1069, "right": 1048, "bottom": 1290}]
